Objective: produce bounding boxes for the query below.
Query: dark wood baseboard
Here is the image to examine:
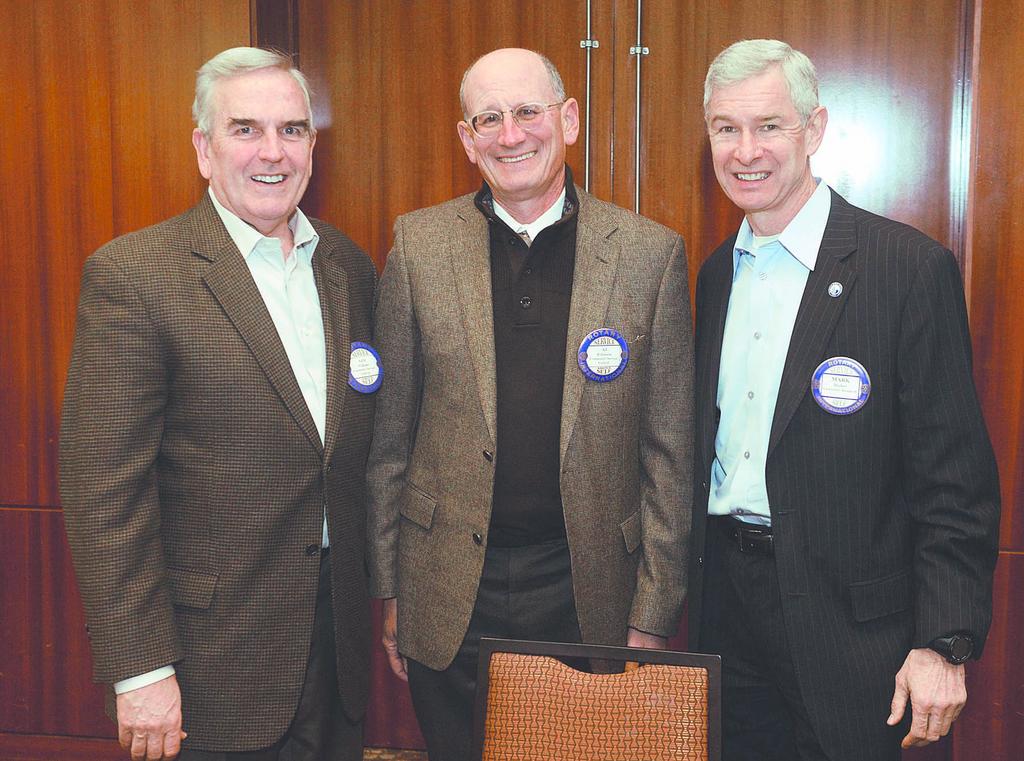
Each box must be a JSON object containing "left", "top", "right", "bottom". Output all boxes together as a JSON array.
[{"left": 0, "top": 732, "right": 122, "bottom": 760}]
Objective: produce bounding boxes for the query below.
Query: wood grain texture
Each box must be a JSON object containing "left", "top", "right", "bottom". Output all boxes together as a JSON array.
[
  {"left": 0, "top": 510, "right": 112, "bottom": 736},
  {"left": 0, "top": 0, "right": 250, "bottom": 510},
  {"left": 969, "top": 0, "right": 1024, "bottom": 553}
]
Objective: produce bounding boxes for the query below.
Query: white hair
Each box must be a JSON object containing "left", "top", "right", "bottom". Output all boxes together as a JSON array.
[
  {"left": 704, "top": 39, "right": 819, "bottom": 124},
  {"left": 192, "top": 47, "right": 313, "bottom": 135}
]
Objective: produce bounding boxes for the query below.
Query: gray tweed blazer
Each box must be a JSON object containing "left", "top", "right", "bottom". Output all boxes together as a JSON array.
[{"left": 367, "top": 186, "right": 694, "bottom": 669}]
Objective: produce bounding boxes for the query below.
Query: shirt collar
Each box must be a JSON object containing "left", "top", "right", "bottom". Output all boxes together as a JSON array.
[
  {"left": 732, "top": 179, "right": 832, "bottom": 274},
  {"left": 492, "top": 187, "right": 568, "bottom": 242},
  {"left": 208, "top": 186, "right": 319, "bottom": 263}
]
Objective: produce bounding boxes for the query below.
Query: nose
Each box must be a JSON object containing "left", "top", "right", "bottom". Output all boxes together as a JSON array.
[
  {"left": 496, "top": 112, "right": 527, "bottom": 146},
  {"left": 257, "top": 130, "right": 285, "bottom": 163},
  {"left": 735, "top": 129, "right": 763, "bottom": 164}
]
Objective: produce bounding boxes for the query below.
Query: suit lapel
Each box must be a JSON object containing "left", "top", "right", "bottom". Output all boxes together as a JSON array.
[
  {"left": 768, "top": 191, "right": 858, "bottom": 455},
  {"left": 449, "top": 196, "right": 498, "bottom": 445},
  {"left": 192, "top": 197, "right": 324, "bottom": 455},
  {"left": 560, "top": 191, "right": 620, "bottom": 464},
  {"left": 315, "top": 244, "right": 350, "bottom": 464},
  {"left": 696, "top": 244, "right": 735, "bottom": 472}
]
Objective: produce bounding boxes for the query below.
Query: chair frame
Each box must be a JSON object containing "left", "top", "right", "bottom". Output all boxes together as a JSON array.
[{"left": 472, "top": 637, "right": 722, "bottom": 761}]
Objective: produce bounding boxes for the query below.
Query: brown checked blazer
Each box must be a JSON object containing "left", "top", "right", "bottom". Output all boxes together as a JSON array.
[
  {"left": 367, "top": 187, "right": 693, "bottom": 670},
  {"left": 59, "top": 195, "right": 377, "bottom": 752},
  {"left": 688, "top": 190, "right": 1000, "bottom": 761}
]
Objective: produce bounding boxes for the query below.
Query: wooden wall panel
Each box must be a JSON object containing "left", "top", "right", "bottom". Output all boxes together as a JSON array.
[
  {"left": 0, "top": 0, "right": 250, "bottom": 751},
  {"left": 0, "top": 511, "right": 107, "bottom": 737},
  {"left": 970, "top": 0, "right": 1024, "bottom": 554},
  {"left": 0, "top": 0, "right": 250, "bottom": 510}
]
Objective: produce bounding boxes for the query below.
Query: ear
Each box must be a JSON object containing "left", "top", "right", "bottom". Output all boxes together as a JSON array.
[
  {"left": 560, "top": 98, "right": 580, "bottom": 147},
  {"left": 457, "top": 120, "right": 479, "bottom": 165},
  {"left": 804, "top": 105, "right": 828, "bottom": 157},
  {"left": 192, "top": 128, "right": 213, "bottom": 180}
]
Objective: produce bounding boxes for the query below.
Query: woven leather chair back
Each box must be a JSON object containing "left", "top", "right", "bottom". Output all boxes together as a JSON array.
[{"left": 481, "top": 650, "right": 710, "bottom": 761}]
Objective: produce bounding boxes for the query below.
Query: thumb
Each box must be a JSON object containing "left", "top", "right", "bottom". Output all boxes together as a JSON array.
[{"left": 887, "top": 678, "right": 909, "bottom": 725}]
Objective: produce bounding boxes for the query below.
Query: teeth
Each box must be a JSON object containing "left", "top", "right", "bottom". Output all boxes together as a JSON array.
[
  {"left": 252, "top": 174, "right": 284, "bottom": 184},
  {"left": 498, "top": 151, "right": 536, "bottom": 164},
  {"left": 736, "top": 172, "right": 769, "bottom": 181}
]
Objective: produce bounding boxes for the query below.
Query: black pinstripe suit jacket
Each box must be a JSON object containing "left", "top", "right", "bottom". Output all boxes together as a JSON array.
[
  {"left": 60, "top": 195, "right": 377, "bottom": 751},
  {"left": 688, "top": 189, "right": 1000, "bottom": 761}
]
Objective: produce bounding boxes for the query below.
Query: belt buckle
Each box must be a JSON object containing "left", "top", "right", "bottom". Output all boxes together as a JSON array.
[{"left": 737, "top": 525, "right": 772, "bottom": 555}]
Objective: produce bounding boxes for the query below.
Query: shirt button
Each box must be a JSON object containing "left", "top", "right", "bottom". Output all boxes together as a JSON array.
[
  {"left": 747, "top": 391, "right": 754, "bottom": 399},
  {"left": 520, "top": 296, "right": 532, "bottom": 309},
  {"left": 753, "top": 331, "right": 761, "bottom": 340},
  {"left": 472, "top": 532, "right": 484, "bottom": 545},
  {"left": 744, "top": 451, "right": 751, "bottom": 459},
  {"left": 524, "top": 267, "right": 533, "bottom": 275}
]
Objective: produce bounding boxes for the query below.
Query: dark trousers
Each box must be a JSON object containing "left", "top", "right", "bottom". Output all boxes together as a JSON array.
[
  {"left": 181, "top": 550, "right": 362, "bottom": 761},
  {"left": 700, "top": 519, "right": 830, "bottom": 761},
  {"left": 407, "top": 537, "right": 583, "bottom": 761}
]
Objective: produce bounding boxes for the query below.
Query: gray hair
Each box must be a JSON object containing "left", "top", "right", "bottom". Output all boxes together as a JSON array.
[
  {"left": 459, "top": 50, "right": 567, "bottom": 118},
  {"left": 192, "top": 47, "right": 313, "bottom": 135},
  {"left": 703, "top": 39, "right": 819, "bottom": 124}
]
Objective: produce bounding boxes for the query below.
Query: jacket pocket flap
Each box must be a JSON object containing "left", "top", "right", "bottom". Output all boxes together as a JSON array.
[
  {"left": 399, "top": 483, "right": 437, "bottom": 530},
  {"left": 167, "top": 567, "right": 218, "bottom": 610},
  {"left": 849, "top": 568, "right": 911, "bottom": 622},
  {"left": 620, "top": 511, "right": 642, "bottom": 554}
]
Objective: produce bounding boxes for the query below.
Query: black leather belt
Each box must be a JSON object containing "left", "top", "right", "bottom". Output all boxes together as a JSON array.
[{"left": 714, "top": 516, "right": 774, "bottom": 556}]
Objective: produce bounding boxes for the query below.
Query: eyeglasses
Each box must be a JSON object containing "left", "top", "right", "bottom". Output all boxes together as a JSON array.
[{"left": 468, "top": 102, "right": 564, "bottom": 138}]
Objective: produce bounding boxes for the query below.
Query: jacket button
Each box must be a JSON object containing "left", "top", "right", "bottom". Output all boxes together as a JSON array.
[
  {"left": 697, "top": 555, "right": 704, "bottom": 567},
  {"left": 305, "top": 544, "right": 320, "bottom": 556},
  {"left": 519, "top": 295, "right": 532, "bottom": 309},
  {"left": 472, "top": 533, "right": 483, "bottom": 545},
  {"left": 483, "top": 450, "right": 493, "bottom": 462}
]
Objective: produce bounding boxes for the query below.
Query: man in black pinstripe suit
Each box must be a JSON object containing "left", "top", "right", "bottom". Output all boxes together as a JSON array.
[{"left": 688, "top": 39, "right": 1000, "bottom": 761}]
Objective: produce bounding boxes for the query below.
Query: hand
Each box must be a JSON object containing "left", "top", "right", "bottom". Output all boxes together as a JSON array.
[
  {"left": 115, "top": 674, "right": 187, "bottom": 760},
  {"left": 887, "top": 647, "right": 967, "bottom": 748},
  {"left": 382, "top": 597, "right": 408, "bottom": 681},
  {"left": 626, "top": 627, "right": 668, "bottom": 650}
]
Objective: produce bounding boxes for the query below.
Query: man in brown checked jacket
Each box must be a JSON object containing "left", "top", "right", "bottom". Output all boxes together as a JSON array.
[{"left": 60, "top": 48, "right": 377, "bottom": 761}]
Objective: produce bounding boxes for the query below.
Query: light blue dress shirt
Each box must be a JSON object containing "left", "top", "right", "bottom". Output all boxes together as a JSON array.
[{"left": 708, "top": 181, "right": 832, "bottom": 525}]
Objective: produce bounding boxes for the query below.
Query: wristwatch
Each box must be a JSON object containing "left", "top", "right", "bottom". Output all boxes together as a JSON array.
[{"left": 928, "top": 633, "right": 974, "bottom": 665}]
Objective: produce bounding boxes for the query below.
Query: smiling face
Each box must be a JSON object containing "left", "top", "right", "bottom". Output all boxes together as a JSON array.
[
  {"left": 192, "top": 67, "right": 315, "bottom": 241},
  {"left": 457, "top": 49, "right": 579, "bottom": 221},
  {"left": 705, "top": 65, "right": 827, "bottom": 235}
]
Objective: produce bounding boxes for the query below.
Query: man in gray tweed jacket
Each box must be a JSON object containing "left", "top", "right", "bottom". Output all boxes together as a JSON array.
[{"left": 367, "top": 47, "right": 694, "bottom": 761}]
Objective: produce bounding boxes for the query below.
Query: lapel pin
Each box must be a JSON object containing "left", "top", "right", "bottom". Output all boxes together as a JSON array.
[{"left": 828, "top": 282, "right": 843, "bottom": 298}]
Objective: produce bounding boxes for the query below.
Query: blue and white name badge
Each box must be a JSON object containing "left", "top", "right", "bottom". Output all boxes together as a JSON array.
[
  {"left": 811, "top": 356, "right": 870, "bottom": 415},
  {"left": 577, "top": 328, "right": 629, "bottom": 382},
  {"left": 348, "top": 342, "right": 383, "bottom": 393}
]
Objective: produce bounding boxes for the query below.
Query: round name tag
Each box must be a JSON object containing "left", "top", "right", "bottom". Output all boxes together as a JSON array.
[
  {"left": 349, "top": 342, "right": 383, "bottom": 393},
  {"left": 577, "top": 328, "right": 629, "bottom": 382},
  {"left": 811, "top": 356, "right": 870, "bottom": 415}
]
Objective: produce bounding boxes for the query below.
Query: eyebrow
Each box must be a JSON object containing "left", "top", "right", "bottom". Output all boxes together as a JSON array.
[{"left": 225, "top": 118, "right": 311, "bottom": 129}]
